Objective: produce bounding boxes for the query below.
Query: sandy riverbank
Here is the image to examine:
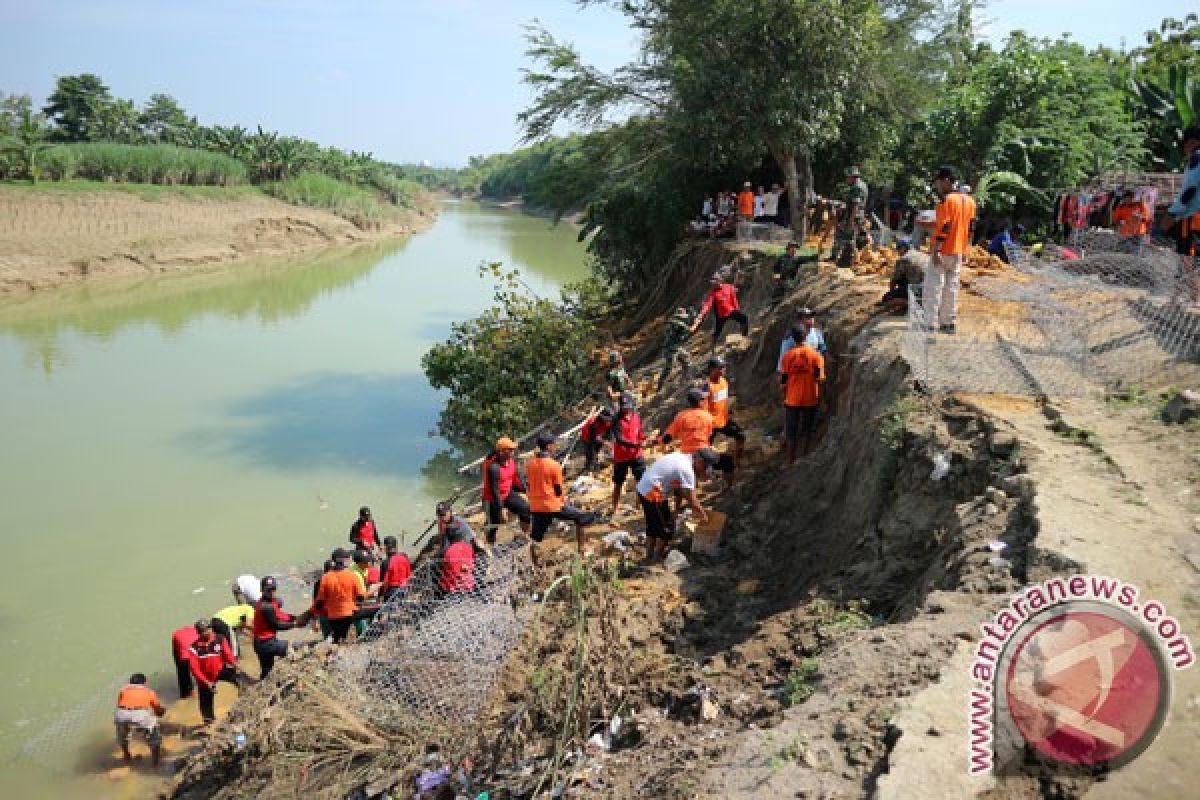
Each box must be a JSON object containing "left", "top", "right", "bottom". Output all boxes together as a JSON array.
[{"left": 0, "top": 185, "right": 436, "bottom": 293}]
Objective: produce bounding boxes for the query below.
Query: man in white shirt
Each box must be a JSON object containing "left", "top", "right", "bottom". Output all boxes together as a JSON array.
[
  {"left": 232, "top": 574, "right": 261, "bottom": 605},
  {"left": 636, "top": 449, "right": 715, "bottom": 564},
  {"left": 763, "top": 184, "right": 780, "bottom": 221}
]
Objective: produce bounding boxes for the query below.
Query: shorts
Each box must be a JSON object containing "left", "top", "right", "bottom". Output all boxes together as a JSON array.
[
  {"left": 115, "top": 708, "right": 161, "bottom": 747},
  {"left": 711, "top": 420, "right": 745, "bottom": 443},
  {"left": 612, "top": 458, "right": 646, "bottom": 488},
  {"left": 530, "top": 505, "right": 596, "bottom": 542},
  {"left": 487, "top": 494, "right": 531, "bottom": 527},
  {"left": 784, "top": 404, "right": 819, "bottom": 442},
  {"left": 638, "top": 493, "right": 674, "bottom": 542}
]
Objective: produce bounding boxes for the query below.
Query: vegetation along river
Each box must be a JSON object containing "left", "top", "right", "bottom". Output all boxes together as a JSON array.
[{"left": 0, "top": 200, "right": 588, "bottom": 798}]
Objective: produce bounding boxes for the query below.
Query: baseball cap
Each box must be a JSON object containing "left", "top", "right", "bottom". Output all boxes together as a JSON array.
[
  {"left": 496, "top": 436, "right": 518, "bottom": 450},
  {"left": 260, "top": 575, "right": 278, "bottom": 592},
  {"left": 353, "top": 549, "right": 371, "bottom": 564},
  {"left": 331, "top": 547, "right": 351, "bottom": 561}
]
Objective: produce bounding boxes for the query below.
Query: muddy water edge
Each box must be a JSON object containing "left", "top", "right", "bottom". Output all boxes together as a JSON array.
[{"left": 0, "top": 200, "right": 589, "bottom": 799}]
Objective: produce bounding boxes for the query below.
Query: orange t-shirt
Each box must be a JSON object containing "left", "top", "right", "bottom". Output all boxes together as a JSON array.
[
  {"left": 738, "top": 190, "right": 754, "bottom": 217},
  {"left": 525, "top": 454, "right": 565, "bottom": 513},
  {"left": 1114, "top": 201, "right": 1150, "bottom": 237},
  {"left": 117, "top": 684, "right": 163, "bottom": 713},
  {"left": 705, "top": 376, "right": 730, "bottom": 428},
  {"left": 665, "top": 407, "right": 714, "bottom": 453},
  {"left": 781, "top": 345, "right": 824, "bottom": 408},
  {"left": 933, "top": 192, "right": 976, "bottom": 255},
  {"left": 315, "top": 568, "right": 365, "bottom": 619}
]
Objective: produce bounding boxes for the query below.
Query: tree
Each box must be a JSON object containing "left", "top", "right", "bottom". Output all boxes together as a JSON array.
[
  {"left": 1, "top": 106, "right": 52, "bottom": 182},
  {"left": 92, "top": 97, "right": 143, "bottom": 143},
  {"left": 1132, "top": 63, "right": 1200, "bottom": 169},
  {"left": 139, "top": 93, "right": 190, "bottom": 142},
  {"left": 42, "top": 73, "right": 113, "bottom": 141},
  {"left": 421, "top": 264, "right": 596, "bottom": 452}
]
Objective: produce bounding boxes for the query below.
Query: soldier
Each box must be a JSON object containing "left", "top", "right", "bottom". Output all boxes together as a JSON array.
[
  {"left": 834, "top": 166, "right": 869, "bottom": 267},
  {"left": 604, "top": 350, "right": 633, "bottom": 402},
  {"left": 657, "top": 307, "right": 693, "bottom": 390}
]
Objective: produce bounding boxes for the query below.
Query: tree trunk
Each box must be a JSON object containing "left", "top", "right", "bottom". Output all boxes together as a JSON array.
[{"left": 767, "top": 137, "right": 810, "bottom": 242}]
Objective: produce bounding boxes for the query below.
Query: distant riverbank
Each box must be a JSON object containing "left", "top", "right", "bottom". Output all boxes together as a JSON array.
[
  {"left": 477, "top": 195, "right": 584, "bottom": 225},
  {"left": 0, "top": 183, "right": 437, "bottom": 294}
]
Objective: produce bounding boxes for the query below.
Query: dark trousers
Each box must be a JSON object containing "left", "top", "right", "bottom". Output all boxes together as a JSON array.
[
  {"left": 173, "top": 651, "right": 193, "bottom": 698},
  {"left": 713, "top": 311, "right": 749, "bottom": 343},
  {"left": 583, "top": 439, "right": 603, "bottom": 472},
  {"left": 253, "top": 637, "right": 288, "bottom": 680},
  {"left": 328, "top": 616, "right": 355, "bottom": 643},
  {"left": 197, "top": 665, "right": 238, "bottom": 722}
]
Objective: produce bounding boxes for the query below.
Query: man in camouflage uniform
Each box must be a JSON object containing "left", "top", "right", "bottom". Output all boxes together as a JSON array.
[
  {"left": 605, "top": 350, "right": 633, "bottom": 402},
  {"left": 657, "top": 307, "right": 693, "bottom": 390},
  {"left": 834, "top": 166, "right": 869, "bottom": 268}
]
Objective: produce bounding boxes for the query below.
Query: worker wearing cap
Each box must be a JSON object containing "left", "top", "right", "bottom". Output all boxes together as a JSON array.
[
  {"left": 659, "top": 388, "right": 715, "bottom": 454},
  {"left": 580, "top": 407, "right": 614, "bottom": 473},
  {"left": 692, "top": 271, "right": 749, "bottom": 344},
  {"left": 604, "top": 350, "right": 632, "bottom": 402},
  {"left": 379, "top": 535, "right": 413, "bottom": 602},
  {"left": 609, "top": 392, "right": 647, "bottom": 518},
  {"left": 775, "top": 241, "right": 804, "bottom": 287},
  {"left": 776, "top": 308, "right": 827, "bottom": 375},
  {"left": 252, "top": 575, "right": 302, "bottom": 680},
  {"left": 482, "top": 436, "right": 531, "bottom": 543},
  {"left": 349, "top": 506, "right": 380, "bottom": 556},
  {"left": 114, "top": 673, "right": 165, "bottom": 766},
  {"left": 834, "top": 166, "right": 869, "bottom": 267},
  {"left": 186, "top": 619, "right": 240, "bottom": 724},
  {"left": 658, "top": 307, "right": 694, "bottom": 390},
  {"left": 312, "top": 548, "right": 366, "bottom": 644},
  {"left": 703, "top": 356, "right": 745, "bottom": 461},
  {"left": 526, "top": 431, "right": 598, "bottom": 565},
  {"left": 636, "top": 449, "right": 714, "bottom": 564},
  {"left": 925, "top": 165, "right": 976, "bottom": 334}
]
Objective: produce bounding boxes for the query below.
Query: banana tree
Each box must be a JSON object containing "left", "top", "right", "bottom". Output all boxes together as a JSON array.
[
  {"left": 972, "top": 169, "right": 1050, "bottom": 212},
  {"left": 1, "top": 107, "right": 51, "bottom": 182},
  {"left": 1132, "top": 63, "right": 1199, "bottom": 169}
]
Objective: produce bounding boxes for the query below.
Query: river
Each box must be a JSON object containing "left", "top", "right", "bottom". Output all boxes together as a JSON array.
[{"left": 0, "top": 200, "right": 589, "bottom": 798}]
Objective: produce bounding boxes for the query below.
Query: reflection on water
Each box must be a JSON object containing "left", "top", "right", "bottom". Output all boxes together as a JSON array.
[
  {"left": 0, "top": 241, "right": 405, "bottom": 375},
  {"left": 0, "top": 201, "right": 588, "bottom": 799}
]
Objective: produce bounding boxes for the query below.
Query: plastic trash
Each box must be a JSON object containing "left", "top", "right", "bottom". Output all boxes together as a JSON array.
[
  {"left": 663, "top": 549, "right": 690, "bottom": 572},
  {"left": 191, "top": 587, "right": 205, "bottom": 594},
  {"left": 930, "top": 452, "right": 951, "bottom": 481},
  {"left": 601, "top": 531, "right": 633, "bottom": 552},
  {"left": 987, "top": 540, "right": 1008, "bottom": 553},
  {"left": 234, "top": 732, "right": 247, "bottom": 751}
]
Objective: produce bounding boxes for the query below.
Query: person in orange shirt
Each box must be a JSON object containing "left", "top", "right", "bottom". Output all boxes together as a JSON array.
[
  {"left": 114, "top": 673, "right": 166, "bottom": 766},
  {"left": 703, "top": 356, "right": 745, "bottom": 461},
  {"left": 659, "top": 388, "right": 714, "bottom": 453},
  {"left": 526, "top": 432, "right": 598, "bottom": 564},
  {"left": 1112, "top": 190, "right": 1150, "bottom": 245},
  {"left": 313, "top": 547, "right": 367, "bottom": 643},
  {"left": 737, "top": 181, "right": 755, "bottom": 219},
  {"left": 780, "top": 340, "right": 825, "bottom": 463},
  {"left": 923, "top": 165, "right": 977, "bottom": 334}
]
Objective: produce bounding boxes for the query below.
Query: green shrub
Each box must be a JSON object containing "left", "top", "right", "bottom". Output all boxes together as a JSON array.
[{"left": 263, "top": 172, "right": 389, "bottom": 228}]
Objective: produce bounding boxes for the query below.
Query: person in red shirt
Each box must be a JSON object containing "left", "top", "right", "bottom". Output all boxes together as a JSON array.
[
  {"left": 379, "top": 535, "right": 413, "bottom": 602},
  {"left": 609, "top": 393, "right": 647, "bottom": 518},
  {"left": 349, "top": 506, "right": 380, "bottom": 556},
  {"left": 114, "top": 673, "right": 166, "bottom": 765},
  {"left": 526, "top": 432, "right": 598, "bottom": 564},
  {"left": 252, "top": 575, "right": 304, "bottom": 680},
  {"left": 692, "top": 271, "right": 749, "bottom": 344},
  {"left": 186, "top": 619, "right": 240, "bottom": 724},
  {"left": 170, "top": 623, "right": 200, "bottom": 698},
  {"left": 439, "top": 539, "right": 476, "bottom": 593},
  {"left": 580, "top": 408, "right": 614, "bottom": 473},
  {"left": 482, "top": 437, "right": 531, "bottom": 543},
  {"left": 780, "top": 341, "right": 825, "bottom": 463}
]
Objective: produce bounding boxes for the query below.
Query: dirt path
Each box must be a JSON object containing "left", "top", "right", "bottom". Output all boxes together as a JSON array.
[{"left": 0, "top": 186, "right": 432, "bottom": 293}]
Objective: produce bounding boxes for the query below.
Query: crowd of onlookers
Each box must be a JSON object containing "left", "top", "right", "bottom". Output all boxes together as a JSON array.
[{"left": 690, "top": 181, "right": 791, "bottom": 237}]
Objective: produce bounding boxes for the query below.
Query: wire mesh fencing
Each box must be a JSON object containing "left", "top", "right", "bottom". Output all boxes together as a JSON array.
[
  {"left": 905, "top": 236, "right": 1200, "bottom": 396},
  {"left": 329, "top": 541, "right": 536, "bottom": 733}
]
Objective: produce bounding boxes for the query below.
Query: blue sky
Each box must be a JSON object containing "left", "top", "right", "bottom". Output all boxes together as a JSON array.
[{"left": 0, "top": 0, "right": 1187, "bottom": 166}]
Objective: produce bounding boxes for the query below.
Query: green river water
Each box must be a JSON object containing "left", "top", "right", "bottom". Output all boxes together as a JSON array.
[{"left": 0, "top": 200, "right": 588, "bottom": 798}]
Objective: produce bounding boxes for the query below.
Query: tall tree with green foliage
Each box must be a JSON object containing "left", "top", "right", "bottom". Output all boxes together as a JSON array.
[
  {"left": 139, "top": 93, "right": 191, "bottom": 142},
  {"left": 1, "top": 106, "right": 52, "bottom": 182},
  {"left": 42, "top": 73, "right": 113, "bottom": 141}
]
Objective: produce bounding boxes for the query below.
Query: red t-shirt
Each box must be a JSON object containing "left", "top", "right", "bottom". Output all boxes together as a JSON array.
[
  {"left": 382, "top": 552, "right": 413, "bottom": 588},
  {"left": 612, "top": 411, "right": 644, "bottom": 463},
  {"left": 699, "top": 284, "right": 740, "bottom": 318},
  {"left": 187, "top": 635, "right": 235, "bottom": 684},
  {"left": 171, "top": 626, "right": 199, "bottom": 660},
  {"left": 353, "top": 519, "right": 378, "bottom": 549},
  {"left": 439, "top": 541, "right": 475, "bottom": 592}
]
